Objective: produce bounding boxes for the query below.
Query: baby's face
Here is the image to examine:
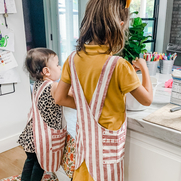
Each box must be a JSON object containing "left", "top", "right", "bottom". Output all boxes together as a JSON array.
[{"left": 46, "top": 55, "right": 61, "bottom": 81}]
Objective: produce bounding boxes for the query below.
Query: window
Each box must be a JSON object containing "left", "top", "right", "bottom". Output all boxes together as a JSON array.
[
  {"left": 130, "top": 0, "right": 160, "bottom": 52},
  {"left": 58, "top": 0, "right": 79, "bottom": 64}
]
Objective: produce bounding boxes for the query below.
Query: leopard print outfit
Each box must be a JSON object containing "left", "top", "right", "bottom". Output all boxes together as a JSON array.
[{"left": 18, "top": 80, "right": 62, "bottom": 153}]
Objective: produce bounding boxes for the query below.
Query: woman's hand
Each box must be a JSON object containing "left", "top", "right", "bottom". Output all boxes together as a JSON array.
[
  {"left": 54, "top": 80, "right": 76, "bottom": 109},
  {"left": 132, "top": 57, "right": 147, "bottom": 71},
  {"left": 132, "top": 64, "right": 140, "bottom": 72},
  {"left": 68, "top": 87, "right": 74, "bottom": 97}
]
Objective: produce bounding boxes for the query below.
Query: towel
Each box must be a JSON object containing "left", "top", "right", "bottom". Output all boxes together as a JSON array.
[{"left": 165, "top": 79, "right": 173, "bottom": 88}]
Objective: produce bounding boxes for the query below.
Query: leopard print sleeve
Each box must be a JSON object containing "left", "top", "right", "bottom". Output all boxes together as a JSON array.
[{"left": 37, "top": 83, "right": 62, "bottom": 130}]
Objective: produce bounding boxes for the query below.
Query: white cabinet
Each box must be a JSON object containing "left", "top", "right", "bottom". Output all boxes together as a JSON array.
[{"left": 124, "top": 130, "right": 181, "bottom": 181}]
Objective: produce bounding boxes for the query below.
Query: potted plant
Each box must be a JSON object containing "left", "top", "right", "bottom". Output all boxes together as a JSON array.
[{"left": 122, "top": 12, "right": 151, "bottom": 63}]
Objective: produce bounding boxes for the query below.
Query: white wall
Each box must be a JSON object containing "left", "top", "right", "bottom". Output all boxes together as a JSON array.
[{"left": 0, "top": 0, "right": 31, "bottom": 153}]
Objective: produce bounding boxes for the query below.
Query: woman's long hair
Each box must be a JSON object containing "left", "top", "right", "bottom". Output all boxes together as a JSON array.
[{"left": 76, "top": 0, "right": 129, "bottom": 54}]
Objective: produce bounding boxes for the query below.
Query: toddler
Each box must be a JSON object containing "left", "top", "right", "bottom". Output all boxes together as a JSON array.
[{"left": 18, "top": 48, "right": 67, "bottom": 181}]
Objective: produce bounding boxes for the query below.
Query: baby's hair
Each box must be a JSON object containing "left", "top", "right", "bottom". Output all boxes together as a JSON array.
[
  {"left": 76, "top": 0, "right": 129, "bottom": 55},
  {"left": 25, "top": 48, "right": 56, "bottom": 80}
]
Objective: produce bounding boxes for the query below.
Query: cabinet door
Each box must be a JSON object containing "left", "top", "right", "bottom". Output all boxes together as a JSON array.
[{"left": 124, "top": 130, "right": 181, "bottom": 181}]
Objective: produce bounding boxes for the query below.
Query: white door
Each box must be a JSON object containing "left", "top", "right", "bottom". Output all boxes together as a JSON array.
[
  {"left": 58, "top": 0, "right": 79, "bottom": 64},
  {"left": 44, "top": 0, "right": 79, "bottom": 65}
]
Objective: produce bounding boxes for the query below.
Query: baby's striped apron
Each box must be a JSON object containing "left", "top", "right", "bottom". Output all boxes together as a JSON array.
[
  {"left": 69, "top": 52, "right": 127, "bottom": 181},
  {"left": 28, "top": 81, "right": 67, "bottom": 172}
]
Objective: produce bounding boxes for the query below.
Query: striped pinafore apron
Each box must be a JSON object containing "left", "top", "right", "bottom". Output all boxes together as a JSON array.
[
  {"left": 28, "top": 81, "right": 67, "bottom": 172},
  {"left": 69, "top": 52, "right": 127, "bottom": 181}
]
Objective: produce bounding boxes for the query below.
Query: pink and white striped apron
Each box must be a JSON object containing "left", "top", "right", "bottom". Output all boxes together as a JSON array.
[
  {"left": 69, "top": 52, "right": 127, "bottom": 181},
  {"left": 28, "top": 81, "right": 67, "bottom": 172}
]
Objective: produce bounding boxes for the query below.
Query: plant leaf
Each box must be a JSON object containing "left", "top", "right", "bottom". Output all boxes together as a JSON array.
[
  {"left": 142, "top": 23, "right": 147, "bottom": 28},
  {"left": 141, "top": 49, "right": 147, "bottom": 54},
  {"left": 133, "top": 17, "right": 142, "bottom": 27},
  {"left": 124, "top": 56, "right": 128, "bottom": 60},
  {"left": 141, "top": 44, "right": 146, "bottom": 49},
  {"left": 131, "top": 11, "right": 139, "bottom": 15},
  {"left": 118, "top": 13, "right": 150, "bottom": 62}
]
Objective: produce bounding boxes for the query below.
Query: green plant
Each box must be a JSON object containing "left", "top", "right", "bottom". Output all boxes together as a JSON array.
[{"left": 122, "top": 12, "right": 151, "bottom": 63}]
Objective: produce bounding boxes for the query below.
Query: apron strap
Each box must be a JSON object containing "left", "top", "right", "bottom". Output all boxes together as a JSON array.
[
  {"left": 89, "top": 56, "right": 120, "bottom": 121},
  {"left": 69, "top": 52, "right": 119, "bottom": 122},
  {"left": 32, "top": 80, "right": 66, "bottom": 172},
  {"left": 28, "top": 81, "right": 53, "bottom": 122}
]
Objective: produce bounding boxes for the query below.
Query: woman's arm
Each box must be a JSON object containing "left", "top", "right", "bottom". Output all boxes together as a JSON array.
[
  {"left": 131, "top": 58, "right": 153, "bottom": 106},
  {"left": 54, "top": 80, "right": 76, "bottom": 109}
]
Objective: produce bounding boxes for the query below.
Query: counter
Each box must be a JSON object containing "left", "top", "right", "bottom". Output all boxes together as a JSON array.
[
  {"left": 127, "top": 73, "right": 181, "bottom": 147},
  {"left": 124, "top": 73, "right": 181, "bottom": 181}
]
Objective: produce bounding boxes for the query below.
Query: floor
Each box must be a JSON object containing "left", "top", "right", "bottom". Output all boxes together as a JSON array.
[
  {"left": 0, "top": 146, "right": 26, "bottom": 179},
  {"left": 0, "top": 146, "right": 70, "bottom": 181}
]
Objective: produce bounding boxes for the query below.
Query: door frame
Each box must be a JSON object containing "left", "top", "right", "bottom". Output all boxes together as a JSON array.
[{"left": 43, "top": 0, "right": 61, "bottom": 64}]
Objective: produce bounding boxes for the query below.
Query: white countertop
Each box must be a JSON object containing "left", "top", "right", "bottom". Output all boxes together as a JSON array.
[
  {"left": 127, "top": 73, "right": 181, "bottom": 147},
  {"left": 64, "top": 73, "right": 181, "bottom": 147}
]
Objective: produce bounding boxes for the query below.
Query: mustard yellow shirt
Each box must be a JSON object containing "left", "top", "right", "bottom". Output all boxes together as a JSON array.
[{"left": 61, "top": 45, "right": 141, "bottom": 181}]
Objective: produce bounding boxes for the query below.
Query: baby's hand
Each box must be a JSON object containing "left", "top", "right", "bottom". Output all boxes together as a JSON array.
[{"left": 132, "top": 57, "right": 147, "bottom": 70}]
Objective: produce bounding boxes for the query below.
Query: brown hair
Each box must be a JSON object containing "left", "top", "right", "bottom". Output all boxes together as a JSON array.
[
  {"left": 76, "top": 0, "right": 129, "bottom": 54},
  {"left": 25, "top": 48, "right": 56, "bottom": 80}
]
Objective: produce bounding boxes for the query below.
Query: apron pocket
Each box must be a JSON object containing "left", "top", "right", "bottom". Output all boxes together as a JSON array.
[
  {"left": 51, "top": 128, "right": 66, "bottom": 153},
  {"left": 102, "top": 130, "right": 126, "bottom": 164}
]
